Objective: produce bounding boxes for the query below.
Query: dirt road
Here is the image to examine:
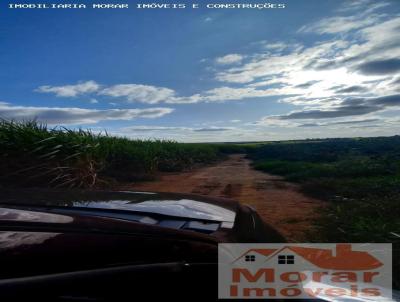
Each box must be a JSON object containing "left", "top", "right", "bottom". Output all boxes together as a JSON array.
[{"left": 125, "top": 154, "right": 326, "bottom": 242}]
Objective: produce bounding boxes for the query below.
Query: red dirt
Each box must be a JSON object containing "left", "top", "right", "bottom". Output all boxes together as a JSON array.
[{"left": 124, "top": 154, "right": 326, "bottom": 242}]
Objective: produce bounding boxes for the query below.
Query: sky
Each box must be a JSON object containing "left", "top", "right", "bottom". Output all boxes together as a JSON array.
[{"left": 0, "top": 0, "right": 400, "bottom": 142}]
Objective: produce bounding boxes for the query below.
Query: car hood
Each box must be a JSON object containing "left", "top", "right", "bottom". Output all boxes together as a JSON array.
[
  {"left": 69, "top": 198, "right": 235, "bottom": 222},
  {"left": 0, "top": 189, "right": 237, "bottom": 225}
]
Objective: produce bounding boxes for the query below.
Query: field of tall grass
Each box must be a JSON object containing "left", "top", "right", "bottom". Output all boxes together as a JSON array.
[
  {"left": 246, "top": 137, "right": 400, "bottom": 287},
  {"left": 248, "top": 137, "right": 400, "bottom": 243},
  {"left": 0, "top": 120, "right": 222, "bottom": 188}
]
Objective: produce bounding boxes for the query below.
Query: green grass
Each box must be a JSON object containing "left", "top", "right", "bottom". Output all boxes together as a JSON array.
[
  {"left": 254, "top": 160, "right": 336, "bottom": 181},
  {"left": 247, "top": 137, "right": 400, "bottom": 288},
  {"left": 0, "top": 120, "right": 222, "bottom": 188},
  {"left": 249, "top": 139, "right": 400, "bottom": 243}
]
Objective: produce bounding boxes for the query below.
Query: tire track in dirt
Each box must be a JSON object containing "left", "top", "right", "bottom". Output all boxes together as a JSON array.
[{"left": 125, "top": 154, "right": 326, "bottom": 242}]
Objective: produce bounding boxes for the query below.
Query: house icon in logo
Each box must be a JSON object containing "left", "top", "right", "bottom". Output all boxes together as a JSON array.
[{"left": 233, "top": 244, "right": 383, "bottom": 270}]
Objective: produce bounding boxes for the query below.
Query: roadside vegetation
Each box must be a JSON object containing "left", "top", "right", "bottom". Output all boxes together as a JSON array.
[
  {"left": 0, "top": 120, "right": 222, "bottom": 188},
  {"left": 246, "top": 137, "right": 400, "bottom": 243},
  {"left": 244, "top": 137, "right": 400, "bottom": 288}
]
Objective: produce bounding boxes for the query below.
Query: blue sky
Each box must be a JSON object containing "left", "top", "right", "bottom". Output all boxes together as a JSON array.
[{"left": 1, "top": 0, "right": 400, "bottom": 142}]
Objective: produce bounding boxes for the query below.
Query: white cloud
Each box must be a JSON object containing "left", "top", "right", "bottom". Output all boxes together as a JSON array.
[
  {"left": 100, "top": 84, "right": 176, "bottom": 104},
  {"left": 0, "top": 103, "right": 173, "bottom": 125},
  {"left": 209, "top": 15, "right": 400, "bottom": 110},
  {"left": 298, "top": 15, "right": 380, "bottom": 34},
  {"left": 336, "top": 0, "right": 390, "bottom": 13},
  {"left": 36, "top": 81, "right": 283, "bottom": 104},
  {"left": 36, "top": 81, "right": 101, "bottom": 97},
  {"left": 343, "top": 17, "right": 400, "bottom": 63},
  {"left": 215, "top": 54, "right": 244, "bottom": 65},
  {"left": 215, "top": 39, "right": 350, "bottom": 84},
  {"left": 298, "top": 0, "right": 389, "bottom": 34},
  {"left": 257, "top": 94, "right": 400, "bottom": 131},
  {"left": 121, "top": 125, "right": 233, "bottom": 132},
  {"left": 263, "top": 42, "right": 288, "bottom": 51},
  {"left": 259, "top": 41, "right": 304, "bottom": 53}
]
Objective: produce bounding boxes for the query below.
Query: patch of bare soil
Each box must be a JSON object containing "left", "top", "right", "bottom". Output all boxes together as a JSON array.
[{"left": 123, "top": 154, "right": 326, "bottom": 242}]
